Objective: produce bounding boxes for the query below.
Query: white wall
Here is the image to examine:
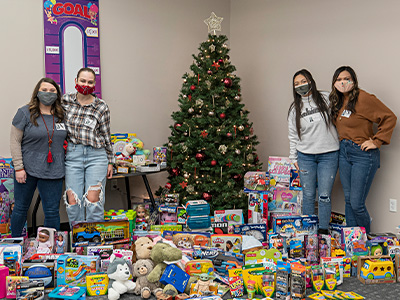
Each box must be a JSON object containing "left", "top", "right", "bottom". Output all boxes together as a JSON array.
[{"left": 230, "top": 0, "right": 400, "bottom": 233}]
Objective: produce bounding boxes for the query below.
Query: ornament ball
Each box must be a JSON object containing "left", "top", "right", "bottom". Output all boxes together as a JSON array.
[
  {"left": 165, "top": 183, "right": 172, "bottom": 189},
  {"left": 208, "top": 111, "right": 215, "bottom": 116},
  {"left": 202, "top": 192, "right": 212, "bottom": 201},
  {"left": 238, "top": 125, "right": 244, "bottom": 131},
  {"left": 218, "top": 59, "right": 224, "bottom": 64},
  {"left": 219, "top": 113, "right": 226, "bottom": 119},
  {"left": 244, "top": 136, "right": 249, "bottom": 140},
  {"left": 190, "top": 85, "right": 196, "bottom": 91},
  {"left": 227, "top": 132, "right": 232, "bottom": 138},
  {"left": 235, "top": 149, "right": 241, "bottom": 154},
  {"left": 234, "top": 95, "right": 240, "bottom": 101},
  {"left": 168, "top": 142, "right": 173, "bottom": 147},
  {"left": 207, "top": 70, "right": 212, "bottom": 75},
  {"left": 195, "top": 152, "right": 206, "bottom": 161},
  {"left": 223, "top": 78, "right": 233, "bottom": 88},
  {"left": 188, "top": 108, "right": 194, "bottom": 113},
  {"left": 174, "top": 123, "right": 182, "bottom": 131},
  {"left": 211, "top": 160, "right": 217, "bottom": 166}
]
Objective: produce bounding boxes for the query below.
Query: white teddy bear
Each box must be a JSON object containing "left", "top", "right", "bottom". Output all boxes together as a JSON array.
[{"left": 107, "top": 254, "right": 136, "bottom": 300}]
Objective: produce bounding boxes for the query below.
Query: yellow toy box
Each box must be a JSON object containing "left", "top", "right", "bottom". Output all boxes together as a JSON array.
[{"left": 86, "top": 273, "right": 108, "bottom": 296}]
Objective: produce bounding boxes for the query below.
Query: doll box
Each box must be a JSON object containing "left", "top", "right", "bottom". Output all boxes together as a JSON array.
[
  {"left": 16, "top": 280, "right": 44, "bottom": 300},
  {"left": 6, "top": 276, "right": 29, "bottom": 298},
  {"left": 57, "top": 254, "right": 100, "bottom": 287},
  {"left": 233, "top": 223, "right": 268, "bottom": 241},
  {"left": 211, "top": 234, "right": 242, "bottom": 253}
]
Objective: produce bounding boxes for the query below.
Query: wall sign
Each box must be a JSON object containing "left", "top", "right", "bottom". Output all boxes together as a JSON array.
[{"left": 43, "top": 0, "right": 102, "bottom": 97}]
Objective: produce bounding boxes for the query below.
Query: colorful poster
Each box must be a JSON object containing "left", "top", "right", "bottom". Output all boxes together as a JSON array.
[{"left": 43, "top": 0, "right": 102, "bottom": 97}]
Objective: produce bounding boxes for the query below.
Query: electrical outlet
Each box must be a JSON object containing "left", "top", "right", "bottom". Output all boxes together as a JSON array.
[
  {"left": 389, "top": 198, "right": 397, "bottom": 212},
  {"left": 111, "top": 179, "right": 118, "bottom": 191}
]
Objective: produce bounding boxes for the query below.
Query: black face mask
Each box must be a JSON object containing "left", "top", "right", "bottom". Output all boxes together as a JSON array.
[
  {"left": 295, "top": 83, "right": 311, "bottom": 96},
  {"left": 37, "top": 91, "right": 57, "bottom": 106}
]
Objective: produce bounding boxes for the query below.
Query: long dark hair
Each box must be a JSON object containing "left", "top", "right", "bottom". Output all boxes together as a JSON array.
[
  {"left": 28, "top": 78, "right": 64, "bottom": 126},
  {"left": 329, "top": 66, "right": 360, "bottom": 121},
  {"left": 287, "top": 69, "right": 330, "bottom": 139}
]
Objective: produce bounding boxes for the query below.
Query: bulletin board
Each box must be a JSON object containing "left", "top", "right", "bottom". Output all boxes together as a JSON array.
[{"left": 43, "top": 0, "right": 102, "bottom": 97}]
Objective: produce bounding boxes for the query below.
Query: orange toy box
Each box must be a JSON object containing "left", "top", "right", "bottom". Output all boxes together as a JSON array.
[{"left": 185, "top": 260, "right": 214, "bottom": 276}]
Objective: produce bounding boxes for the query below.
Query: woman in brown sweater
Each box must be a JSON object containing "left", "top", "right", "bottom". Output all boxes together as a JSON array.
[{"left": 330, "top": 66, "right": 397, "bottom": 233}]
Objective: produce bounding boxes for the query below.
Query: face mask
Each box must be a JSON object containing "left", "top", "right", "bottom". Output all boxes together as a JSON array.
[
  {"left": 37, "top": 91, "right": 58, "bottom": 106},
  {"left": 334, "top": 80, "right": 354, "bottom": 93},
  {"left": 295, "top": 83, "right": 311, "bottom": 96},
  {"left": 75, "top": 84, "right": 95, "bottom": 95}
]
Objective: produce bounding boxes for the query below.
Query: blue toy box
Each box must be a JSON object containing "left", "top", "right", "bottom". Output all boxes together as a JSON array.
[
  {"left": 160, "top": 264, "right": 190, "bottom": 293},
  {"left": 272, "top": 215, "right": 318, "bottom": 237},
  {"left": 185, "top": 200, "right": 210, "bottom": 216},
  {"left": 233, "top": 223, "right": 267, "bottom": 241},
  {"left": 57, "top": 254, "right": 100, "bottom": 287}
]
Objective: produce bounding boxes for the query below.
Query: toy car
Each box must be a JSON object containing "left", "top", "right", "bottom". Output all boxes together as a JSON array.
[
  {"left": 21, "top": 290, "right": 43, "bottom": 300},
  {"left": 74, "top": 228, "right": 101, "bottom": 243},
  {"left": 360, "top": 259, "right": 394, "bottom": 280}
]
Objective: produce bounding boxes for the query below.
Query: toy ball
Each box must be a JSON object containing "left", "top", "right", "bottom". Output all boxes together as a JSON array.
[{"left": 24, "top": 264, "right": 53, "bottom": 287}]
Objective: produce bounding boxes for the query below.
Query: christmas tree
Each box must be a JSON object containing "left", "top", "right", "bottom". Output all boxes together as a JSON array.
[{"left": 164, "top": 13, "right": 261, "bottom": 212}]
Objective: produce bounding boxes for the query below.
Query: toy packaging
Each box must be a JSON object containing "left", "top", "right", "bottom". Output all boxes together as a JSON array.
[
  {"left": 319, "top": 234, "right": 332, "bottom": 258},
  {"left": 275, "top": 260, "right": 290, "bottom": 300},
  {"left": 211, "top": 234, "right": 242, "bottom": 253},
  {"left": 72, "top": 220, "right": 130, "bottom": 246},
  {"left": 244, "top": 249, "right": 282, "bottom": 265},
  {"left": 244, "top": 171, "right": 269, "bottom": 192},
  {"left": 36, "top": 227, "right": 56, "bottom": 254},
  {"left": 153, "top": 147, "right": 167, "bottom": 165},
  {"left": 268, "top": 156, "right": 291, "bottom": 187},
  {"left": 211, "top": 222, "right": 228, "bottom": 234},
  {"left": 87, "top": 245, "right": 113, "bottom": 272},
  {"left": 86, "top": 272, "right": 108, "bottom": 296},
  {"left": 150, "top": 225, "right": 182, "bottom": 233},
  {"left": 55, "top": 231, "right": 68, "bottom": 254},
  {"left": 0, "top": 244, "right": 23, "bottom": 274},
  {"left": 272, "top": 214, "right": 318, "bottom": 237},
  {"left": 214, "top": 209, "right": 243, "bottom": 225},
  {"left": 228, "top": 276, "right": 244, "bottom": 297},
  {"left": 0, "top": 265, "right": 9, "bottom": 298},
  {"left": 268, "top": 233, "right": 285, "bottom": 254},
  {"left": 247, "top": 192, "right": 269, "bottom": 224},
  {"left": 16, "top": 280, "right": 44, "bottom": 300},
  {"left": 185, "top": 259, "right": 214, "bottom": 275},
  {"left": 358, "top": 255, "right": 396, "bottom": 284},
  {"left": 159, "top": 205, "right": 178, "bottom": 224},
  {"left": 311, "top": 265, "right": 324, "bottom": 292},
  {"left": 324, "top": 263, "right": 337, "bottom": 290},
  {"left": 22, "top": 260, "right": 55, "bottom": 291},
  {"left": 6, "top": 276, "right": 29, "bottom": 298},
  {"left": 290, "top": 168, "right": 301, "bottom": 190},
  {"left": 272, "top": 187, "right": 302, "bottom": 214},
  {"left": 160, "top": 264, "right": 190, "bottom": 293},
  {"left": 57, "top": 254, "right": 100, "bottom": 287},
  {"left": 305, "top": 234, "right": 319, "bottom": 264},
  {"left": 233, "top": 223, "right": 267, "bottom": 241},
  {"left": 48, "top": 286, "right": 86, "bottom": 300},
  {"left": 341, "top": 227, "right": 367, "bottom": 257},
  {"left": 163, "top": 231, "right": 210, "bottom": 248},
  {"left": 290, "top": 262, "right": 306, "bottom": 300},
  {"left": 321, "top": 257, "right": 344, "bottom": 285},
  {"left": 288, "top": 236, "right": 304, "bottom": 259}
]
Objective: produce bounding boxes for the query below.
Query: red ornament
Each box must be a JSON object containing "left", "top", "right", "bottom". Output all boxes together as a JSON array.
[
  {"left": 207, "top": 70, "right": 213, "bottom": 75},
  {"left": 170, "top": 168, "right": 180, "bottom": 177},
  {"left": 212, "top": 61, "right": 220, "bottom": 70},
  {"left": 179, "top": 181, "right": 188, "bottom": 189},
  {"left": 211, "top": 160, "right": 217, "bottom": 166},
  {"left": 223, "top": 78, "right": 232, "bottom": 88},
  {"left": 200, "top": 130, "right": 208, "bottom": 138},
  {"left": 190, "top": 85, "right": 196, "bottom": 91},
  {"left": 202, "top": 192, "right": 212, "bottom": 201},
  {"left": 226, "top": 160, "right": 232, "bottom": 168},
  {"left": 195, "top": 153, "right": 206, "bottom": 162},
  {"left": 174, "top": 123, "right": 182, "bottom": 131},
  {"left": 219, "top": 113, "right": 226, "bottom": 119},
  {"left": 218, "top": 59, "right": 224, "bottom": 64},
  {"left": 232, "top": 174, "right": 243, "bottom": 182},
  {"left": 165, "top": 183, "right": 172, "bottom": 189},
  {"left": 227, "top": 132, "right": 232, "bottom": 138},
  {"left": 244, "top": 136, "right": 249, "bottom": 140}
]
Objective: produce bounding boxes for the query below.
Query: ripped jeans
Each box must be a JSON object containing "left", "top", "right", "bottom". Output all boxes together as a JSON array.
[
  {"left": 297, "top": 150, "right": 339, "bottom": 230},
  {"left": 64, "top": 144, "right": 108, "bottom": 224}
]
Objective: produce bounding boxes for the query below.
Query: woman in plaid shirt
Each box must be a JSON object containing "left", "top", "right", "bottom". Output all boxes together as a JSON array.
[{"left": 62, "top": 68, "right": 114, "bottom": 224}]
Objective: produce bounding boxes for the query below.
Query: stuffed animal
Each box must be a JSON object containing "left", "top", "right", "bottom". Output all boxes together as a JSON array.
[
  {"left": 107, "top": 254, "right": 136, "bottom": 300},
  {"left": 131, "top": 236, "right": 153, "bottom": 263},
  {"left": 133, "top": 259, "right": 162, "bottom": 298},
  {"left": 147, "top": 242, "right": 196, "bottom": 296}
]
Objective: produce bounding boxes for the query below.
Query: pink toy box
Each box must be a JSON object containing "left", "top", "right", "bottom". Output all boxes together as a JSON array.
[{"left": 0, "top": 265, "right": 9, "bottom": 298}]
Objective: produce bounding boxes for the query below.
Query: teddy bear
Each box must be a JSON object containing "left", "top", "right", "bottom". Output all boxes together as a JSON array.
[
  {"left": 131, "top": 236, "right": 153, "bottom": 263},
  {"left": 132, "top": 259, "right": 162, "bottom": 298},
  {"left": 107, "top": 254, "right": 136, "bottom": 300}
]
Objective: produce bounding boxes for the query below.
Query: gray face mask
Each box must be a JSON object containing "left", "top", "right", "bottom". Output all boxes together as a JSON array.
[
  {"left": 295, "top": 83, "right": 311, "bottom": 96},
  {"left": 37, "top": 91, "right": 58, "bottom": 106}
]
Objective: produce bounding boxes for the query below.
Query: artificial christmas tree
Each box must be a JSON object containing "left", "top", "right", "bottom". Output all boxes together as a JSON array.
[{"left": 163, "top": 13, "right": 261, "bottom": 212}]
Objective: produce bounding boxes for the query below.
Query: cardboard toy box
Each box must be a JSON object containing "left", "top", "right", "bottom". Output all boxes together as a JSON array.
[
  {"left": 357, "top": 255, "right": 396, "bottom": 284},
  {"left": 272, "top": 215, "right": 318, "bottom": 237},
  {"left": 57, "top": 254, "right": 100, "bottom": 287},
  {"left": 395, "top": 254, "right": 400, "bottom": 283}
]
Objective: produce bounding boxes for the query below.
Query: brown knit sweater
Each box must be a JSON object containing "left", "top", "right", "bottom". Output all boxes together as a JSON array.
[{"left": 335, "top": 89, "right": 397, "bottom": 147}]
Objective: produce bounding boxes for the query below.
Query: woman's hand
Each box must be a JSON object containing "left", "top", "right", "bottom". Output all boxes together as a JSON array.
[
  {"left": 15, "top": 170, "right": 27, "bottom": 184},
  {"left": 361, "top": 139, "right": 378, "bottom": 151},
  {"left": 294, "top": 162, "right": 299, "bottom": 170},
  {"left": 107, "top": 164, "right": 113, "bottom": 179}
]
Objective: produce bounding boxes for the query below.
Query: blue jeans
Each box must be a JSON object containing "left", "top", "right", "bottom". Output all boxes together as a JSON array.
[
  {"left": 339, "top": 139, "right": 380, "bottom": 233},
  {"left": 64, "top": 144, "right": 108, "bottom": 224},
  {"left": 11, "top": 173, "right": 63, "bottom": 237},
  {"left": 298, "top": 150, "right": 339, "bottom": 230}
]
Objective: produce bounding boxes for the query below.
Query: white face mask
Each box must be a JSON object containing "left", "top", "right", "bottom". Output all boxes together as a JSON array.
[{"left": 334, "top": 80, "right": 354, "bottom": 93}]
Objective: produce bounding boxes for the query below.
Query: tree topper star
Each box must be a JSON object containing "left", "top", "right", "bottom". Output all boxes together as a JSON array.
[{"left": 204, "top": 12, "right": 223, "bottom": 35}]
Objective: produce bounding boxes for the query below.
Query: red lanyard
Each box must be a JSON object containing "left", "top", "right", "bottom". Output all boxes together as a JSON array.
[{"left": 40, "top": 113, "right": 55, "bottom": 163}]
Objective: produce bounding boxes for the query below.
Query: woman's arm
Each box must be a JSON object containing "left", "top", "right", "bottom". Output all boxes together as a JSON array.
[
  {"left": 10, "top": 125, "right": 27, "bottom": 183},
  {"left": 288, "top": 109, "right": 299, "bottom": 167}
]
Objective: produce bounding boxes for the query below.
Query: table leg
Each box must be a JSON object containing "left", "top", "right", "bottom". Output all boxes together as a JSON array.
[
  {"left": 142, "top": 175, "right": 156, "bottom": 210},
  {"left": 124, "top": 176, "right": 132, "bottom": 210}
]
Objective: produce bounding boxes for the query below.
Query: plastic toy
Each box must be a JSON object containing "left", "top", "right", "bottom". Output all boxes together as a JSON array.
[
  {"left": 319, "top": 234, "right": 331, "bottom": 258},
  {"left": 360, "top": 258, "right": 394, "bottom": 280},
  {"left": 214, "top": 210, "right": 243, "bottom": 225},
  {"left": 48, "top": 286, "right": 86, "bottom": 300},
  {"left": 22, "top": 260, "right": 54, "bottom": 289},
  {"left": 210, "top": 234, "right": 242, "bottom": 253},
  {"left": 16, "top": 280, "right": 44, "bottom": 300},
  {"left": 321, "top": 257, "right": 344, "bottom": 285},
  {"left": 86, "top": 273, "right": 109, "bottom": 296},
  {"left": 192, "top": 248, "right": 242, "bottom": 277},
  {"left": 162, "top": 194, "right": 179, "bottom": 206},
  {"left": 136, "top": 204, "right": 150, "bottom": 231},
  {"left": 289, "top": 236, "right": 304, "bottom": 259},
  {"left": 185, "top": 200, "right": 210, "bottom": 216},
  {"left": 275, "top": 261, "right": 290, "bottom": 299},
  {"left": 160, "top": 264, "right": 190, "bottom": 294},
  {"left": 107, "top": 254, "right": 136, "bottom": 300},
  {"left": 55, "top": 232, "right": 67, "bottom": 254},
  {"left": 191, "top": 273, "right": 216, "bottom": 295},
  {"left": 305, "top": 234, "right": 318, "bottom": 264},
  {"left": 290, "top": 262, "right": 306, "bottom": 300},
  {"left": 57, "top": 254, "right": 100, "bottom": 287},
  {"left": 185, "top": 260, "right": 214, "bottom": 276},
  {"left": 244, "top": 171, "right": 269, "bottom": 192},
  {"left": 187, "top": 216, "right": 212, "bottom": 230},
  {"left": 247, "top": 192, "right": 269, "bottom": 224},
  {"left": 6, "top": 276, "right": 28, "bottom": 299},
  {"left": 4, "top": 251, "right": 20, "bottom": 276},
  {"left": 36, "top": 227, "right": 55, "bottom": 254}
]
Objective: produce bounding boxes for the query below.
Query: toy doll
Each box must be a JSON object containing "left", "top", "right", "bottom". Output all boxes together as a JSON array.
[
  {"left": 56, "top": 234, "right": 65, "bottom": 254},
  {"left": 37, "top": 229, "right": 52, "bottom": 253},
  {"left": 193, "top": 273, "right": 215, "bottom": 295},
  {"left": 371, "top": 244, "right": 383, "bottom": 256},
  {"left": 23, "top": 240, "right": 37, "bottom": 260},
  {"left": 319, "top": 238, "right": 328, "bottom": 258},
  {"left": 306, "top": 238, "right": 317, "bottom": 263},
  {"left": 136, "top": 204, "right": 149, "bottom": 230}
]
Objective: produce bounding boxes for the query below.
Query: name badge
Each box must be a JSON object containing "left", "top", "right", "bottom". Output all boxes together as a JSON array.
[
  {"left": 341, "top": 110, "right": 352, "bottom": 118},
  {"left": 83, "top": 117, "right": 96, "bottom": 129},
  {"left": 55, "top": 123, "right": 66, "bottom": 130}
]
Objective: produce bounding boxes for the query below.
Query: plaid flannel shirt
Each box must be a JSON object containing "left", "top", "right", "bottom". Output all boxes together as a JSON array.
[{"left": 62, "top": 92, "right": 115, "bottom": 164}]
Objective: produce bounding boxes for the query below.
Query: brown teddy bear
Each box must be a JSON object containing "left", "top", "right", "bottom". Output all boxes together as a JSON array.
[
  {"left": 132, "top": 259, "right": 162, "bottom": 298},
  {"left": 132, "top": 236, "right": 153, "bottom": 262}
]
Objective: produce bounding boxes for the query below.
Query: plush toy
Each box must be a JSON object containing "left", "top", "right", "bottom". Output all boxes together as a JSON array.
[
  {"left": 193, "top": 273, "right": 216, "bottom": 295},
  {"left": 133, "top": 259, "right": 162, "bottom": 298},
  {"left": 147, "top": 242, "right": 196, "bottom": 296},
  {"left": 107, "top": 254, "right": 136, "bottom": 300},
  {"left": 131, "top": 236, "right": 154, "bottom": 263}
]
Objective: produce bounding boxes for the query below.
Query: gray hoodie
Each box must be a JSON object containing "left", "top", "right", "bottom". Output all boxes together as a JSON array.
[{"left": 288, "top": 91, "right": 339, "bottom": 163}]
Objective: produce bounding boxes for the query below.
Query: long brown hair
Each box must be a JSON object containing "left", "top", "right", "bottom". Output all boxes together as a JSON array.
[
  {"left": 329, "top": 66, "right": 360, "bottom": 121},
  {"left": 28, "top": 78, "right": 64, "bottom": 126},
  {"left": 288, "top": 69, "right": 330, "bottom": 139}
]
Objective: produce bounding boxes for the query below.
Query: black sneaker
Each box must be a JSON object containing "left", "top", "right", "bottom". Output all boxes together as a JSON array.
[{"left": 318, "top": 228, "right": 329, "bottom": 235}]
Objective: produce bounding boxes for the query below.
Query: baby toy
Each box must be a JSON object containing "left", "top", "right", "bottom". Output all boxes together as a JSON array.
[
  {"left": 132, "top": 259, "right": 162, "bottom": 298},
  {"left": 23, "top": 239, "right": 37, "bottom": 260},
  {"left": 36, "top": 228, "right": 55, "bottom": 254},
  {"left": 107, "top": 254, "right": 136, "bottom": 300}
]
